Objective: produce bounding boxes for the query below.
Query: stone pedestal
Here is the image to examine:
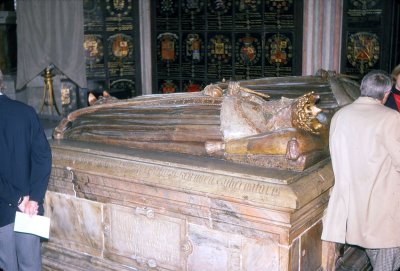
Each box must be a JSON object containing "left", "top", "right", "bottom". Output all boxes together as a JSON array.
[{"left": 42, "top": 140, "right": 334, "bottom": 271}]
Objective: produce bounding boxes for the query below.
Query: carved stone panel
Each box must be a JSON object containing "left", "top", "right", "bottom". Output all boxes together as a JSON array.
[
  {"left": 103, "top": 204, "right": 191, "bottom": 271},
  {"left": 44, "top": 192, "right": 104, "bottom": 257},
  {"left": 187, "top": 224, "right": 280, "bottom": 271}
]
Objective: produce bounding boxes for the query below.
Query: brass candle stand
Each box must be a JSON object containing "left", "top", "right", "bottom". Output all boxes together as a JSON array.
[{"left": 39, "top": 66, "right": 60, "bottom": 115}]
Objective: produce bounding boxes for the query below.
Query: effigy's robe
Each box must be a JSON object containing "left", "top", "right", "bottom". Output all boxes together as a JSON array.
[{"left": 54, "top": 70, "right": 357, "bottom": 171}]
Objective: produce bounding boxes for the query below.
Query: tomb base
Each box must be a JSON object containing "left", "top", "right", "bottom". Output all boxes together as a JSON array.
[{"left": 43, "top": 140, "right": 335, "bottom": 271}]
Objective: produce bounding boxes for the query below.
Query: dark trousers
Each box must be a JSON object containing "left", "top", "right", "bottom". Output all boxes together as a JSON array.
[
  {"left": 365, "top": 247, "right": 400, "bottom": 271},
  {"left": 0, "top": 223, "right": 41, "bottom": 271}
]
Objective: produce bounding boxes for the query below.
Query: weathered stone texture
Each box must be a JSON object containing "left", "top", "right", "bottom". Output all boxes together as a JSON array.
[{"left": 42, "top": 140, "right": 333, "bottom": 271}]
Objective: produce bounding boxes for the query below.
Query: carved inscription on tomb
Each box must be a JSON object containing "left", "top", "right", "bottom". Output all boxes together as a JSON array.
[
  {"left": 129, "top": 164, "right": 283, "bottom": 204},
  {"left": 104, "top": 204, "right": 189, "bottom": 270},
  {"left": 55, "top": 150, "right": 290, "bottom": 207}
]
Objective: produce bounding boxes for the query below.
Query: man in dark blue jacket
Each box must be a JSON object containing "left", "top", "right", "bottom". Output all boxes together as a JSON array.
[{"left": 0, "top": 71, "right": 52, "bottom": 271}]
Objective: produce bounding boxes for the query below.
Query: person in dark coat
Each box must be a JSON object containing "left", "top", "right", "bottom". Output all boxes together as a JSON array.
[{"left": 0, "top": 70, "right": 52, "bottom": 271}]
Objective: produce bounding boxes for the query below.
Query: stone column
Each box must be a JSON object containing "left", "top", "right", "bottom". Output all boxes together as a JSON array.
[
  {"left": 138, "top": 1, "right": 152, "bottom": 95},
  {"left": 302, "top": 0, "right": 343, "bottom": 75}
]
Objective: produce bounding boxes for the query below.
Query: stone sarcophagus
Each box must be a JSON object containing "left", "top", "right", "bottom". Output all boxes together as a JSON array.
[{"left": 43, "top": 72, "right": 359, "bottom": 271}]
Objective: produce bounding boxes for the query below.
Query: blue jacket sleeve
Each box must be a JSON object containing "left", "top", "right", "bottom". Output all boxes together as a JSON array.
[
  {"left": 29, "top": 112, "right": 52, "bottom": 203},
  {"left": 0, "top": 175, "right": 21, "bottom": 206}
]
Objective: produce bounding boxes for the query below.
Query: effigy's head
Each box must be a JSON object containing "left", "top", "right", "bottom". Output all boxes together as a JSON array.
[
  {"left": 291, "top": 92, "right": 325, "bottom": 135},
  {"left": 202, "top": 84, "right": 224, "bottom": 97}
]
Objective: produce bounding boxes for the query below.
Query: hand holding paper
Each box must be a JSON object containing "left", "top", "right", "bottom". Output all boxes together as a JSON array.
[{"left": 14, "top": 212, "right": 50, "bottom": 239}]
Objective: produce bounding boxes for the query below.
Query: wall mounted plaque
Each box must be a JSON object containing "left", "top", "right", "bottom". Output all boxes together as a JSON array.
[
  {"left": 346, "top": 31, "right": 380, "bottom": 74},
  {"left": 234, "top": 33, "right": 262, "bottom": 80},
  {"left": 107, "top": 33, "right": 135, "bottom": 77},
  {"left": 184, "top": 33, "right": 203, "bottom": 63},
  {"left": 83, "top": 0, "right": 139, "bottom": 97},
  {"left": 152, "top": 0, "right": 303, "bottom": 93},
  {"left": 84, "top": 0, "right": 104, "bottom": 32},
  {"left": 109, "top": 34, "right": 133, "bottom": 58},
  {"left": 236, "top": 34, "right": 261, "bottom": 66},
  {"left": 182, "top": 33, "right": 205, "bottom": 79},
  {"left": 84, "top": 35, "right": 104, "bottom": 62},
  {"left": 347, "top": 0, "right": 383, "bottom": 28},
  {"left": 158, "top": 32, "right": 179, "bottom": 62},
  {"left": 183, "top": 80, "right": 203, "bottom": 92},
  {"left": 156, "top": 0, "right": 180, "bottom": 30},
  {"left": 208, "top": 34, "right": 232, "bottom": 63},
  {"left": 207, "top": 33, "right": 232, "bottom": 80},
  {"left": 106, "top": 0, "right": 133, "bottom": 17},
  {"left": 110, "top": 78, "right": 135, "bottom": 98},
  {"left": 341, "top": 0, "right": 396, "bottom": 77},
  {"left": 264, "top": 0, "right": 294, "bottom": 28},
  {"left": 105, "top": 0, "right": 134, "bottom": 32},
  {"left": 265, "top": 32, "right": 293, "bottom": 77},
  {"left": 157, "top": 32, "right": 181, "bottom": 77},
  {"left": 181, "top": 0, "right": 206, "bottom": 30},
  {"left": 207, "top": 0, "right": 233, "bottom": 30},
  {"left": 84, "top": 34, "right": 106, "bottom": 78},
  {"left": 159, "top": 79, "right": 179, "bottom": 94},
  {"left": 208, "top": 0, "right": 232, "bottom": 15},
  {"left": 234, "top": 0, "right": 262, "bottom": 30},
  {"left": 265, "top": 0, "right": 292, "bottom": 11}
]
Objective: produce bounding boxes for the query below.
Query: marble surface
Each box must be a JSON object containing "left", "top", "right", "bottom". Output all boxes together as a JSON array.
[{"left": 42, "top": 140, "right": 333, "bottom": 271}]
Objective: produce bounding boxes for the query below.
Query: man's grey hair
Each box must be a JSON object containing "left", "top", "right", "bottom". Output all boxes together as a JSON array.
[{"left": 360, "top": 70, "right": 393, "bottom": 100}]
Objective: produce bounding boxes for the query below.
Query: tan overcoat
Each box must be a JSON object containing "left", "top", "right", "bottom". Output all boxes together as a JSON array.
[{"left": 321, "top": 97, "right": 400, "bottom": 249}]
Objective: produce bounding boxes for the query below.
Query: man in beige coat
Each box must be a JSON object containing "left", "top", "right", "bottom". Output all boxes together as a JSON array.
[{"left": 321, "top": 70, "right": 400, "bottom": 270}]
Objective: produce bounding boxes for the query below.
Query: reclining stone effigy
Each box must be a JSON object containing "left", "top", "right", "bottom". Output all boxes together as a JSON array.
[
  {"left": 44, "top": 70, "right": 362, "bottom": 271},
  {"left": 53, "top": 70, "right": 359, "bottom": 171}
]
